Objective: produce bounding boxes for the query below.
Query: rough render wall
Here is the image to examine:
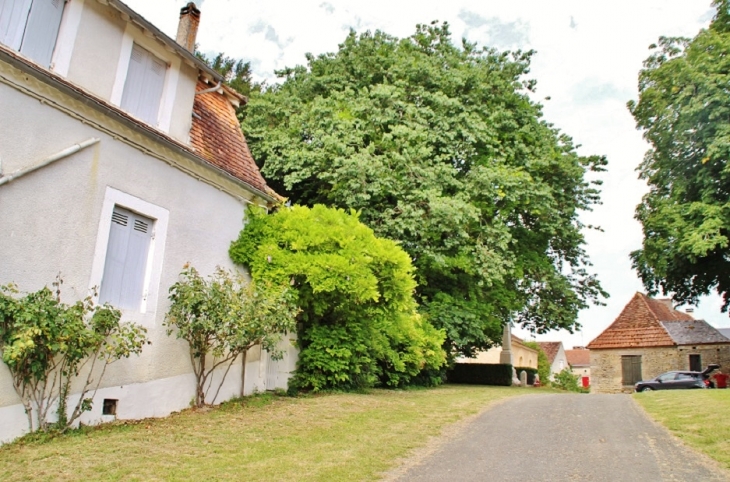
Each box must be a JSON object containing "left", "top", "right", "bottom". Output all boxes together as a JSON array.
[
  {"left": 64, "top": 0, "right": 198, "bottom": 143},
  {"left": 591, "top": 345, "right": 730, "bottom": 393},
  {"left": 65, "top": 0, "right": 126, "bottom": 100},
  {"left": 0, "top": 78, "right": 289, "bottom": 443}
]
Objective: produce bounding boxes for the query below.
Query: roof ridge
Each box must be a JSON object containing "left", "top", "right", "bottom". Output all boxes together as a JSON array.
[{"left": 637, "top": 292, "right": 660, "bottom": 323}]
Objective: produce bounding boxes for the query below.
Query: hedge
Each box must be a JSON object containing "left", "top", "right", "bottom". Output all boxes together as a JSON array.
[
  {"left": 515, "top": 366, "right": 538, "bottom": 385},
  {"left": 447, "top": 363, "right": 512, "bottom": 386}
]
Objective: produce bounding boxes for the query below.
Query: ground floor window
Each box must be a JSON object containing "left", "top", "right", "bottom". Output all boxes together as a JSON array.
[
  {"left": 98, "top": 206, "right": 153, "bottom": 310},
  {"left": 621, "top": 355, "right": 642, "bottom": 385},
  {"left": 89, "top": 187, "right": 169, "bottom": 315}
]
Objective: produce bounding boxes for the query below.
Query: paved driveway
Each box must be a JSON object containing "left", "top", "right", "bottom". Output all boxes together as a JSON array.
[{"left": 395, "top": 393, "right": 728, "bottom": 482}]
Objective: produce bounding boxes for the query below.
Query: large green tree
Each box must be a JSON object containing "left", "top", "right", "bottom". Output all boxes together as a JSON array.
[
  {"left": 244, "top": 23, "right": 607, "bottom": 356},
  {"left": 629, "top": 1, "right": 730, "bottom": 310}
]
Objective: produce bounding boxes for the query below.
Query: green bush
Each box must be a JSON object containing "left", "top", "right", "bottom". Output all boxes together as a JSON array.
[
  {"left": 447, "top": 363, "right": 512, "bottom": 386},
  {"left": 230, "top": 204, "right": 447, "bottom": 391},
  {"left": 165, "top": 266, "right": 298, "bottom": 406},
  {"left": 553, "top": 367, "right": 586, "bottom": 392},
  {"left": 0, "top": 278, "right": 147, "bottom": 433}
]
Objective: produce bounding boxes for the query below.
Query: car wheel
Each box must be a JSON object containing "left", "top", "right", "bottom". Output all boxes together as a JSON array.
[{"left": 640, "top": 386, "right": 653, "bottom": 392}]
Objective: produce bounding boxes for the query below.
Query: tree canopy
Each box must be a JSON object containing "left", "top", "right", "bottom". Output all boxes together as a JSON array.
[
  {"left": 230, "top": 205, "right": 446, "bottom": 391},
  {"left": 243, "top": 23, "right": 607, "bottom": 356},
  {"left": 629, "top": 0, "right": 730, "bottom": 311}
]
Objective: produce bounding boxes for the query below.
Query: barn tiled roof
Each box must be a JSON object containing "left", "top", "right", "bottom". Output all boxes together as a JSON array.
[
  {"left": 661, "top": 320, "right": 730, "bottom": 345},
  {"left": 565, "top": 349, "right": 590, "bottom": 367},
  {"left": 537, "top": 341, "right": 562, "bottom": 365},
  {"left": 588, "top": 292, "right": 695, "bottom": 350},
  {"left": 190, "top": 80, "right": 268, "bottom": 193}
]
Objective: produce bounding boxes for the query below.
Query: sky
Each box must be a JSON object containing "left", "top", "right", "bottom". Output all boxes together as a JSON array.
[{"left": 124, "top": 0, "right": 727, "bottom": 348}]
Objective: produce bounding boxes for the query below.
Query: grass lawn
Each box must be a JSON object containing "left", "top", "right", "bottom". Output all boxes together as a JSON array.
[
  {"left": 0, "top": 384, "right": 539, "bottom": 481},
  {"left": 634, "top": 389, "right": 730, "bottom": 469}
]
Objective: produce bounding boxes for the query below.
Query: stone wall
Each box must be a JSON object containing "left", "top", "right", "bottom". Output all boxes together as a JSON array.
[{"left": 591, "top": 345, "right": 730, "bottom": 393}]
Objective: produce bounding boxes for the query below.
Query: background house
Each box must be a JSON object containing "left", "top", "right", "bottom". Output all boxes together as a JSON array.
[
  {"left": 587, "top": 292, "right": 730, "bottom": 393},
  {"left": 538, "top": 341, "right": 568, "bottom": 379},
  {"left": 0, "top": 1, "right": 293, "bottom": 443},
  {"left": 566, "top": 347, "right": 591, "bottom": 386},
  {"left": 457, "top": 335, "right": 539, "bottom": 369}
]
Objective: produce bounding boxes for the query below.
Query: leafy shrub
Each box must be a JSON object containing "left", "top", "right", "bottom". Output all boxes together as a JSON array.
[
  {"left": 230, "top": 204, "right": 447, "bottom": 391},
  {"left": 165, "top": 265, "right": 298, "bottom": 406},
  {"left": 447, "top": 363, "right": 513, "bottom": 386},
  {"left": 0, "top": 278, "right": 148, "bottom": 433},
  {"left": 553, "top": 367, "right": 585, "bottom": 392}
]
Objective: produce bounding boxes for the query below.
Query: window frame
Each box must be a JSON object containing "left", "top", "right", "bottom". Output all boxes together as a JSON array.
[
  {"left": 0, "top": 0, "right": 66, "bottom": 67},
  {"left": 89, "top": 187, "right": 169, "bottom": 317},
  {"left": 110, "top": 22, "right": 180, "bottom": 132}
]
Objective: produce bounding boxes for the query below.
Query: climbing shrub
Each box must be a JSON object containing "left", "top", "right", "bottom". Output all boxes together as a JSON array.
[
  {"left": 0, "top": 277, "right": 148, "bottom": 433},
  {"left": 165, "top": 265, "right": 298, "bottom": 407},
  {"left": 230, "top": 204, "right": 446, "bottom": 391}
]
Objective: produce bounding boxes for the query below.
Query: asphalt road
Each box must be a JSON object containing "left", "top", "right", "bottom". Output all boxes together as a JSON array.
[{"left": 395, "top": 393, "right": 729, "bottom": 482}]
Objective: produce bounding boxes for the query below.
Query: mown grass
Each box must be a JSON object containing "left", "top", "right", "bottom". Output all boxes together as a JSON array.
[
  {"left": 634, "top": 389, "right": 730, "bottom": 469},
  {"left": 0, "top": 385, "right": 538, "bottom": 481}
]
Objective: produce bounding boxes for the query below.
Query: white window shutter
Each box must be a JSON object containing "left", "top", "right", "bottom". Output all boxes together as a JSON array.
[
  {"left": 121, "top": 43, "right": 166, "bottom": 126},
  {"left": 118, "top": 216, "right": 152, "bottom": 309},
  {"left": 20, "top": 0, "right": 65, "bottom": 66},
  {"left": 120, "top": 44, "right": 146, "bottom": 120},
  {"left": 0, "top": 0, "right": 33, "bottom": 50},
  {"left": 99, "top": 207, "right": 153, "bottom": 310},
  {"left": 138, "top": 54, "right": 166, "bottom": 125}
]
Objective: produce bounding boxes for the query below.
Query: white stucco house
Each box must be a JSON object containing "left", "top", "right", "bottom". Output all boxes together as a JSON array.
[
  {"left": 537, "top": 341, "right": 569, "bottom": 379},
  {"left": 0, "top": 0, "right": 296, "bottom": 444}
]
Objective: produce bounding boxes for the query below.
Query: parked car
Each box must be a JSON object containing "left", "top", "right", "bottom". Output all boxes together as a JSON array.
[{"left": 635, "top": 364, "right": 720, "bottom": 392}]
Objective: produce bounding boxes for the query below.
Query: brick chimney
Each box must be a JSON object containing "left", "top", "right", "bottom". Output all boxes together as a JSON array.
[{"left": 176, "top": 2, "right": 200, "bottom": 53}]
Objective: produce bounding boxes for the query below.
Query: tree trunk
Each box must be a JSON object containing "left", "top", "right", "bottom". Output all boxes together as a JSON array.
[{"left": 240, "top": 349, "right": 248, "bottom": 398}]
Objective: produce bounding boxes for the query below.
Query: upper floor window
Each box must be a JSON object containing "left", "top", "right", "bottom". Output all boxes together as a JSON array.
[
  {"left": 0, "top": 0, "right": 65, "bottom": 67},
  {"left": 120, "top": 43, "right": 167, "bottom": 126}
]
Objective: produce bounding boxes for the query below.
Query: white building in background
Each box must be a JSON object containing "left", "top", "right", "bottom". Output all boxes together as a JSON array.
[
  {"left": 537, "top": 341, "right": 569, "bottom": 379},
  {"left": 0, "top": 0, "right": 295, "bottom": 444}
]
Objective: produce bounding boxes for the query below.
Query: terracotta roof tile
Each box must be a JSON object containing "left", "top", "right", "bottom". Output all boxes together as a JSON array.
[
  {"left": 588, "top": 293, "right": 694, "bottom": 350},
  {"left": 565, "top": 348, "right": 590, "bottom": 367},
  {"left": 190, "top": 80, "right": 268, "bottom": 193},
  {"left": 537, "top": 341, "right": 562, "bottom": 365}
]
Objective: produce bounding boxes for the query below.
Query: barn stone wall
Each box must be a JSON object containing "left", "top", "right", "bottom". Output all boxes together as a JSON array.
[{"left": 591, "top": 345, "right": 730, "bottom": 393}]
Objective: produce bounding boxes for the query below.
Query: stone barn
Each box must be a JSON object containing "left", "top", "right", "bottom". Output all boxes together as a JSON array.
[{"left": 587, "top": 292, "right": 730, "bottom": 393}]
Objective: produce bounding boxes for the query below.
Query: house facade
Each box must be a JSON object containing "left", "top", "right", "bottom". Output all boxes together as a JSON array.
[
  {"left": 588, "top": 293, "right": 730, "bottom": 393},
  {"left": 565, "top": 347, "right": 590, "bottom": 385},
  {"left": 0, "top": 0, "right": 295, "bottom": 443},
  {"left": 457, "top": 335, "right": 539, "bottom": 369},
  {"left": 537, "top": 341, "right": 568, "bottom": 379}
]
